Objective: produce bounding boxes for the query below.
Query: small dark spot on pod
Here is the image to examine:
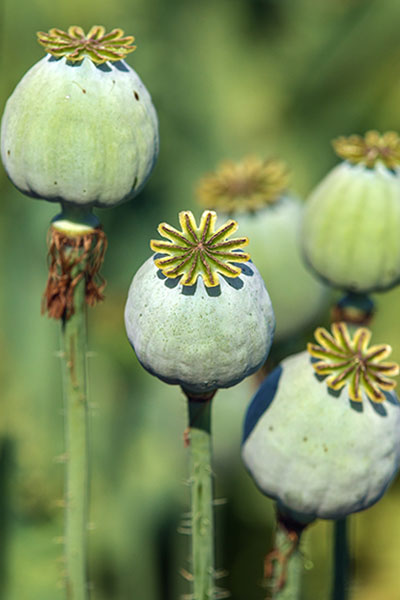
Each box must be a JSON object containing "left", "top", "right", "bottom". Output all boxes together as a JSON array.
[
  {"left": 303, "top": 436, "right": 308, "bottom": 442},
  {"left": 54, "top": 181, "right": 57, "bottom": 185},
  {"left": 112, "top": 80, "right": 116, "bottom": 84},
  {"left": 7, "top": 150, "right": 10, "bottom": 156},
  {"left": 268, "top": 425, "right": 274, "bottom": 431},
  {"left": 323, "top": 444, "right": 328, "bottom": 453},
  {"left": 134, "top": 91, "right": 140, "bottom": 101},
  {"left": 82, "top": 89, "right": 86, "bottom": 94},
  {"left": 83, "top": 189, "right": 87, "bottom": 193}
]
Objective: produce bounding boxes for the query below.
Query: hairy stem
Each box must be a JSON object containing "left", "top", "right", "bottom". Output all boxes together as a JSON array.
[
  {"left": 264, "top": 511, "right": 305, "bottom": 600},
  {"left": 61, "top": 273, "right": 90, "bottom": 599},
  {"left": 331, "top": 518, "right": 350, "bottom": 600},
  {"left": 187, "top": 396, "right": 215, "bottom": 600}
]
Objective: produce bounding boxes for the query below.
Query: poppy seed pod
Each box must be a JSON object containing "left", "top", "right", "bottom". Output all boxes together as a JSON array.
[
  {"left": 242, "top": 322, "right": 400, "bottom": 522},
  {"left": 302, "top": 131, "right": 400, "bottom": 293},
  {"left": 124, "top": 210, "right": 275, "bottom": 395},
  {"left": 197, "top": 157, "right": 328, "bottom": 341},
  {"left": 1, "top": 26, "right": 159, "bottom": 207}
]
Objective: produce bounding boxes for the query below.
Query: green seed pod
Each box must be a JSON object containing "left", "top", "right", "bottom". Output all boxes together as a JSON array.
[
  {"left": 124, "top": 210, "right": 275, "bottom": 395},
  {"left": 1, "top": 26, "right": 159, "bottom": 207},
  {"left": 242, "top": 322, "right": 400, "bottom": 522},
  {"left": 302, "top": 131, "right": 400, "bottom": 293},
  {"left": 197, "top": 157, "right": 328, "bottom": 341}
]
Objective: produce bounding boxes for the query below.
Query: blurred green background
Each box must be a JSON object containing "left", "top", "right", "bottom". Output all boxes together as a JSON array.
[{"left": 1, "top": 0, "right": 400, "bottom": 598}]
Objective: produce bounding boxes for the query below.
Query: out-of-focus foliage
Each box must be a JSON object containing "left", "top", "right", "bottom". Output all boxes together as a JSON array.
[{"left": 1, "top": 0, "right": 400, "bottom": 598}]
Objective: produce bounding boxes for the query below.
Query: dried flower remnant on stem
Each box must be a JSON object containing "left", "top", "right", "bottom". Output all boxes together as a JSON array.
[
  {"left": 307, "top": 322, "right": 399, "bottom": 403},
  {"left": 43, "top": 226, "right": 107, "bottom": 320},
  {"left": 37, "top": 26, "right": 136, "bottom": 64},
  {"left": 263, "top": 511, "right": 306, "bottom": 598},
  {"left": 332, "top": 130, "right": 400, "bottom": 169},
  {"left": 150, "top": 210, "right": 250, "bottom": 287},
  {"left": 197, "top": 156, "right": 290, "bottom": 213}
]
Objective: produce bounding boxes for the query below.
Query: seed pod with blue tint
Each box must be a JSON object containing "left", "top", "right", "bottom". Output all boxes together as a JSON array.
[
  {"left": 242, "top": 322, "right": 400, "bottom": 522},
  {"left": 197, "top": 156, "right": 328, "bottom": 341},
  {"left": 124, "top": 209, "right": 275, "bottom": 395},
  {"left": 125, "top": 210, "right": 275, "bottom": 598},
  {"left": 302, "top": 131, "right": 400, "bottom": 293}
]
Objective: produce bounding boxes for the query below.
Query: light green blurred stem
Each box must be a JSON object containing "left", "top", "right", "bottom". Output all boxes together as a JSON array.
[
  {"left": 267, "top": 515, "right": 303, "bottom": 600},
  {"left": 61, "top": 275, "right": 89, "bottom": 600},
  {"left": 187, "top": 398, "right": 215, "bottom": 600},
  {"left": 331, "top": 518, "right": 350, "bottom": 600}
]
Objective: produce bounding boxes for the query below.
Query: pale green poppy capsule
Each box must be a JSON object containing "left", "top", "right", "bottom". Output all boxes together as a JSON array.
[
  {"left": 125, "top": 210, "right": 275, "bottom": 395},
  {"left": 197, "top": 157, "right": 328, "bottom": 341},
  {"left": 1, "top": 26, "right": 159, "bottom": 207},
  {"left": 302, "top": 131, "right": 400, "bottom": 293},
  {"left": 242, "top": 322, "right": 400, "bottom": 522}
]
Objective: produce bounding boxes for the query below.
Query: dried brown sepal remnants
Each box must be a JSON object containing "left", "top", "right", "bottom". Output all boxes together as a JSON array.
[
  {"left": 332, "top": 130, "right": 400, "bottom": 169},
  {"left": 42, "top": 225, "right": 107, "bottom": 320}
]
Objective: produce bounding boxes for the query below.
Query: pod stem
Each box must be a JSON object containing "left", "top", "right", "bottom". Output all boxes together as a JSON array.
[
  {"left": 61, "top": 270, "right": 90, "bottom": 600},
  {"left": 264, "top": 510, "right": 306, "bottom": 600},
  {"left": 330, "top": 297, "right": 355, "bottom": 600},
  {"left": 52, "top": 216, "right": 98, "bottom": 599},
  {"left": 331, "top": 518, "right": 350, "bottom": 600},
  {"left": 331, "top": 292, "right": 374, "bottom": 326},
  {"left": 184, "top": 391, "right": 216, "bottom": 600}
]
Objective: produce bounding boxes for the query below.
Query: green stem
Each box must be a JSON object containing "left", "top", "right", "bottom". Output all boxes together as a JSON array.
[
  {"left": 187, "top": 396, "right": 215, "bottom": 600},
  {"left": 61, "top": 274, "right": 90, "bottom": 600},
  {"left": 265, "top": 511, "right": 305, "bottom": 600},
  {"left": 331, "top": 518, "right": 350, "bottom": 600},
  {"left": 0, "top": 438, "right": 13, "bottom": 599},
  {"left": 57, "top": 204, "right": 100, "bottom": 229}
]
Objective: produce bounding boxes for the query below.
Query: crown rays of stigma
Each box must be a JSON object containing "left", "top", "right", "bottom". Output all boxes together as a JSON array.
[
  {"left": 37, "top": 26, "right": 136, "bottom": 64},
  {"left": 307, "top": 322, "right": 399, "bottom": 403},
  {"left": 332, "top": 130, "right": 400, "bottom": 169},
  {"left": 196, "top": 156, "right": 289, "bottom": 213},
  {"left": 150, "top": 210, "right": 250, "bottom": 287}
]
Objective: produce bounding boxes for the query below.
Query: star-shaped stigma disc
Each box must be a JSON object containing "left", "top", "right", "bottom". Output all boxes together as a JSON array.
[
  {"left": 333, "top": 130, "right": 400, "bottom": 170},
  {"left": 196, "top": 156, "right": 289, "bottom": 213},
  {"left": 307, "top": 322, "right": 399, "bottom": 403},
  {"left": 150, "top": 210, "right": 250, "bottom": 287},
  {"left": 37, "top": 26, "right": 136, "bottom": 64}
]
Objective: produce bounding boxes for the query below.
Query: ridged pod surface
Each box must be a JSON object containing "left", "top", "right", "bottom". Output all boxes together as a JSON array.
[
  {"left": 124, "top": 256, "right": 275, "bottom": 394},
  {"left": 302, "top": 161, "right": 400, "bottom": 292},
  {"left": 1, "top": 55, "right": 159, "bottom": 207},
  {"left": 242, "top": 350, "right": 400, "bottom": 521},
  {"left": 221, "top": 197, "right": 328, "bottom": 341}
]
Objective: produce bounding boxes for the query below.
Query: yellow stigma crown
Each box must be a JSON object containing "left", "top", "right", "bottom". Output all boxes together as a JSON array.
[
  {"left": 37, "top": 26, "right": 136, "bottom": 64},
  {"left": 150, "top": 210, "right": 250, "bottom": 287},
  {"left": 308, "top": 322, "right": 399, "bottom": 403},
  {"left": 333, "top": 130, "right": 400, "bottom": 169}
]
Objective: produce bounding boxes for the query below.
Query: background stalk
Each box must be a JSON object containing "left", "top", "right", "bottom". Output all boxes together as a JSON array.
[
  {"left": 61, "top": 260, "right": 90, "bottom": 600},
  {"left": 330, "top": 293, "right": 367, "bottom": 600},
  {"left": 331, "top": 518, "right": 350, "bottom": 600},
  {"left": 0, "top": 438, "right": 13, "bottom": 599},
  {"left": 186, "top": 395, "right": 215, "bottom": 600}
]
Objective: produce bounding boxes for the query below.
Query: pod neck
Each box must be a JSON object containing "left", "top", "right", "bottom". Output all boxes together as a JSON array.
[{"left": 52, "top": 203, "right": 100, "bottom": 235}]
